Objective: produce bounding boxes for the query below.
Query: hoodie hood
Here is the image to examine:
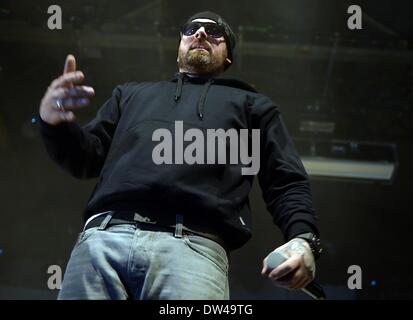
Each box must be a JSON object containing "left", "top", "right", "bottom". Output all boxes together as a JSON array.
[{"left": 172, "top": 72, "right": 257, "bottom": 120}]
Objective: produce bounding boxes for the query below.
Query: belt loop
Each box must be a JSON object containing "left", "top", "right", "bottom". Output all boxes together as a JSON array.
[
  {"left": 97, "top": 211, "right": 114, "bottom": 230},
  {"left": 174, "top": 214, "right": 183, "bottom": 238}
]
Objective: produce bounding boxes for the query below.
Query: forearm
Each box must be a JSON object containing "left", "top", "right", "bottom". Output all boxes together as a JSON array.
[{"left": 263, "top": 173, "right": 319, "bottom": 240}]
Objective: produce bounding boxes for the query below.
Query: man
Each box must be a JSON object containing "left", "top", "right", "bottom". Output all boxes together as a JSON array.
[{"left": 39, "top": 11, "right": 322, "bottom": 299}]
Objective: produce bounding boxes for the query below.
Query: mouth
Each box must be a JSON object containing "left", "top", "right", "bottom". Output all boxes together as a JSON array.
[
  {"left": 190, "top": 43, "right": 210, "bottom": 52},
  {"left": 192, "top": 48, "right": 209, "bottom": 52}
]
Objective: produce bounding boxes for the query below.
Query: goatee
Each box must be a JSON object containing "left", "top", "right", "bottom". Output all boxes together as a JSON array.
[
  {"left": 177, "top": 40, "right": 227, "bottom": 76},
  {"left": 185, "top": 49, "right": 212, "bottom": 70}
]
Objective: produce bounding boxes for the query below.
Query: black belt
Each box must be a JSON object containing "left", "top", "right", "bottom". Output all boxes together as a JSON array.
[
  {"left": 85, "top": 211, "right": 174, "bottom": 233},
  {"left": 84, "top": 211, "right": 229, "bottom": 252}
]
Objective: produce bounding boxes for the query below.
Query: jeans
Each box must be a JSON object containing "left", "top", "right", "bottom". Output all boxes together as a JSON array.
[{"left": 58, "top": 222, "right": 230, "bottom": 300}]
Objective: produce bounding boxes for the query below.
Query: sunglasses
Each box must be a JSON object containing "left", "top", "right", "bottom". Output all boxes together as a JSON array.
[{"left": 182, "top": 22, "right": 226, "bottom": 38}]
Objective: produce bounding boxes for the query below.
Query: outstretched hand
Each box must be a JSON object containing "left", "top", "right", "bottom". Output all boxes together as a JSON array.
[{"left": 39, "top": 54, "right": 95, "bottom": 125}]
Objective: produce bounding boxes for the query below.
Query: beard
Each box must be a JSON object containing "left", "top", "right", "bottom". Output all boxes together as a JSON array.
[
  {"left": 178, "top": 42, "right": 226, "bottom": 76},
  {"left": 187, "top": 49, "right": 212, "bottom": 68}
]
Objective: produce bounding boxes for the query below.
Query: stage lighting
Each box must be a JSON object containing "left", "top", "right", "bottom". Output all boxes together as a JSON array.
[{"left": 295, "top": 139, "right": 397, "bottom": 182}]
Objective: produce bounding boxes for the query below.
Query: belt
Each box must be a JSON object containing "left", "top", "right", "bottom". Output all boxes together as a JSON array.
[
  {"left": 84, "top": 211, "right": 174, "bottom": 233},
  {"left": 84, "top": 210, "right": 229, "bottom": 252}
]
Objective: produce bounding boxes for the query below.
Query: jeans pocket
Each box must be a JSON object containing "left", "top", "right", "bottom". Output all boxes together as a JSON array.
[
  {"left": 74, "top": 227, "right": 99, "bottom": 248},
  {"left": 183, "top": 234, "right": 229, "bottom": 274}
]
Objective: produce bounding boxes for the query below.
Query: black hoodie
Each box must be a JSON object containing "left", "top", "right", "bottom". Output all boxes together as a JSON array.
[{"left": 39, "top": 72, "right": 319, "bottom": 250}]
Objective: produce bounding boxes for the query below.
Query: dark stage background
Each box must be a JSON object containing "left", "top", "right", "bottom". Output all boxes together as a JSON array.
[{"left": 0, "top": 0, "right": 412, "bottom": 299}]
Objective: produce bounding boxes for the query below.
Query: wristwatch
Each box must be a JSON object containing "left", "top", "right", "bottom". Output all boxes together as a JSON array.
[{"left": 295, "top": 232, "right": 323, "bottom": 260}]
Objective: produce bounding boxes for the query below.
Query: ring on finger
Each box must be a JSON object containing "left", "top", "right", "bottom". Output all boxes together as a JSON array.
[{"left": 56, "top": 98, "right": 63, "bottom": 110}]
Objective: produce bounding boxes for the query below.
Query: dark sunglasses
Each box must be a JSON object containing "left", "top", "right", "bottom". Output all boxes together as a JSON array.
[{"left": 182, "top": 22, "right": 225, "bottom": 38}]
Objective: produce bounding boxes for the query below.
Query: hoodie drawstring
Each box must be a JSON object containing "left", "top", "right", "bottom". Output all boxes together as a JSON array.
[
  {"left": 173, "top": 73, "right": 213, "bottom": 120},
  {"left": 174, "top": 73, "right": 184, "bottom": 102},
  {"left": 197, "top": 78, "right": 213, "bottom": 120}
]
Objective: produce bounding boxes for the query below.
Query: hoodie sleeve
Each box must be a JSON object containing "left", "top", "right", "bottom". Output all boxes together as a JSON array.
[
  {"left": 249, "top": 94, "right": 319, "bottom": 241},
  {"left": 39, "top": 85, "right": 122, "bottom": 179}
]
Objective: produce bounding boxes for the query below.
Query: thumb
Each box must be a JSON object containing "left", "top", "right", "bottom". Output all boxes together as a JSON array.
[
  {"left": 59, "top": 111, "right": 76, "bottom": 122},
  {"left": 63, "top": 54, "right": 76, "bottom": 74},
  {"left": 261, "top": 258, "right": 268, "bottom": 276}
]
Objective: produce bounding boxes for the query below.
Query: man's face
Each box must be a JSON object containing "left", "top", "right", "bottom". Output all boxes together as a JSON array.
[{"left": 177, "top": 18, "right": 229, "bottom": 76}]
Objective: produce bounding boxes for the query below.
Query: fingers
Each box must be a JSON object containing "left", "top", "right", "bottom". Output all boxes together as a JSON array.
[
  {"left": 48, "top": 85, "right": 94, "bottom": 110},
  {"left": 42, "top": 84, "right": 94, "bottom": 121},
  {"left": 261, "top": 259, "right": 268, "bottom": 275},
  {"left": 277, "top": 267, "right": 313, "bottom": 290},
  {"left": 263, "top": 239, "right": 316, "bottom": 291},
  {"left": 268, "top": 255, "right": 301, "bottom": 280},
  {"left": 50, "top": 71, "right": 85, "bottom": 89},
  {"left": 58, "top": 111, "right": 76, "bottom": 122},
  {"left": 50, "top": 86, "right": 95, "bottom": 99},
  {"left": 262, "top": 254, "right": 314, "bottom": 290},
  {"left": 69, "top": 86, "right": 95, "bottom": 97},
  {"left": 40, "top": 56, "right": 93, "bottom": 126},
  {"left": 274, "top": 271, "right": 298, "bottom": 288},
  {"left": 64, "top": 86, "right": 95, "bottom": 98},
  {"left": 286, "top": 269, "right": 306, "bottom": 289},
  {"left": 59, "top": 97, "right": 91, "bottom": 110},
  {"left": 294, "top": 274, "right": 312, "bottom": 290},
  {"left": 60, "top": 85, "right": 94, "bottom": 110},
  {"left": 63, "top": 54, "right": 76, "bottom": 74}
]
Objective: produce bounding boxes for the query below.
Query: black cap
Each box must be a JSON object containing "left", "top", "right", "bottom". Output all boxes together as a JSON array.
[{"left": 184, "top": 11, "right": 236, "bottom": 69}]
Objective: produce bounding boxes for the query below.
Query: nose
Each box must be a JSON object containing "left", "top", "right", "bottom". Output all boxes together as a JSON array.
[{"left": 194, "top": 26, "right": 207, "bottom": 39}]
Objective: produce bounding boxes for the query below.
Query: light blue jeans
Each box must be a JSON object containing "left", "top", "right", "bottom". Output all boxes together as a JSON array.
[{"left": 58, "top": 222, "right": 230, "bottom": 300}]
